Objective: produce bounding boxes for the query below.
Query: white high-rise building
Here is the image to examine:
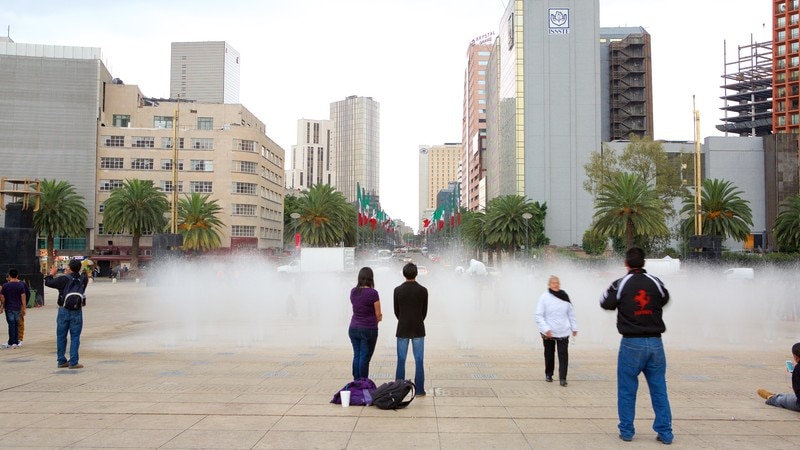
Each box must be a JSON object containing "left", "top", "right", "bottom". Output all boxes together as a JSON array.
[
  {"left": 286, "top": 119, "right": 334, "bottom": 190},
  {"left": 330, "top": 96, "right": 380, "bottom": 203},
  {"left": 170, "top": 41, "right": 240, "bottom": 104}
]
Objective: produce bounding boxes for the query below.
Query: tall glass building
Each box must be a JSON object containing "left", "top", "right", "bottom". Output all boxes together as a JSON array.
[{"left": 330, "top": 96, "right": 380, "bottom": 204}]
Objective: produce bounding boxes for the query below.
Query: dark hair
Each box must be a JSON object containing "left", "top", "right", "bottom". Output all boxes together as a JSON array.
[
  {"left": 793, "top": 343, "right": 800, "bottom": 359},
  {"left": 402, "top": 262, "right": 418, "bottom": 279},
  {"left": 625, "top": 247, "right": 645, "bottom": 269},
  {"left": 68, "top": 259, "right": 82, "bottom": 274},
  {"left": 356, "top": 267, "right": 374, "bottom": 288},
  {"left": 7, "top": 269, "right": 18, "bottom": 278}
]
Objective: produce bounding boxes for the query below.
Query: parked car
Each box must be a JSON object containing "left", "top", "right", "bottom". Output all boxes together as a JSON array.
[
  {"left": 724, "top": 267, "right": 754, "bottom": 280},
  {"left": 416, "top": 265, "right": 429, "bottom": 276}
]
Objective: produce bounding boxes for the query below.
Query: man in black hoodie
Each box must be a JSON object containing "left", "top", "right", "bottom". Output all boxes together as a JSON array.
[{"left": 601, "top": 247, "right": 672, "bottom": 445}]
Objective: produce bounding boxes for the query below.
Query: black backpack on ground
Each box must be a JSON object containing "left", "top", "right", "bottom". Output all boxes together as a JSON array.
[
  {"left": 370, "top": 379, "right": 415, "bottom": 410},
  {"left": 60, "top": 275, "right": 86, "bottom": 310}
]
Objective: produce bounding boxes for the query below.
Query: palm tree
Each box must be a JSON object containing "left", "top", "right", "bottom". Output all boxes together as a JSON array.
[
  {"left": 102, "top": 179, "right": 169, "bottom": 269},
  {"left": 293, "top": 184, "right": 356, "bottom": 247},
  {"left": 483, "top": 195, "right": 547, "bottom": 259},
  {"left": 774, "top": 195, "right": 800, "bottom": 252},
  {"left": 33, "top": 179, "right": 89, "bottom": 268},
  {"left": 680, "top": 178, "right": 753, "bottom": 242},
  {"left": 593, "top": 172, "right": 668, "bottom": 251},
  {"left": 461, "top": 210, "right": 487, "bottom": 260},
  {"left": 177, "top": 193, "right": 224, "bottom": 252}
]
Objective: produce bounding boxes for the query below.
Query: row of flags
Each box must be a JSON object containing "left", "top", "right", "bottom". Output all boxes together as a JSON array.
[
  {"left": 356, "top": 182, "right": 396, "bottom": 232},
  {"left": 422, "top": 183, "right": 462, "bottom": 233}
]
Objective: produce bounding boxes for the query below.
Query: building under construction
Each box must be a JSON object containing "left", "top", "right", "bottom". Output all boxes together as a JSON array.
[
  {"left": 717, "top": 39, "right": 772, "bottom": 136},
  {"left": 603, "top": 28, "right": 654, "bottom": 141}
]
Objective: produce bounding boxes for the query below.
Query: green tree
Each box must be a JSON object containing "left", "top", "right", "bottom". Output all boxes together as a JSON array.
[
  {"left": 774, "top": 195, "right": 800, "bottom": 252},
  {"left": 461, "top": 210, "right": 487, "bottom": 260},
  {"left": 177, "top": 193, "right": 224, "bottom": 252},
  {"left": 680, "top": 178, "right": 753, "bottom": 243},
  {"left": 584, "top": 136, "right": 689, "bottom": 216},
  {"left": 292, "top": 184, "right": 356, "bottom": 247},
  {"left": 592, "top": 172, "right": 669, "bottom": 250},
  {"left": 33, "top": 179, "right": 89, "bottom": 268},
  {"left": 102, "top": 179, "right": 169, "bottom": 269},
  {"left": 483, "top": 195, "right": 547, "bottom": 258},
  {"left": 581, "top": 228, "right": 607, "bottom": 256}
]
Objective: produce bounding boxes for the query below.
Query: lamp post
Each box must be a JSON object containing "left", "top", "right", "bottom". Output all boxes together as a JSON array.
[{"left": 522, "top": 212, "right": 532, "bottom": 260}]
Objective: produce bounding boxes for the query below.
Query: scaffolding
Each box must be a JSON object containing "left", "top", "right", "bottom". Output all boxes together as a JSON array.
[
  {"left": 0, "top": 177, "right": 41, "bottom": 211},
  {"left": 717, "top": 38, "right": 772, "bottom": 136}
]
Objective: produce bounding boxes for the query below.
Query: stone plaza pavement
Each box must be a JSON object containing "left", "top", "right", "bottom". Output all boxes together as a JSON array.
[{"left": 0, "top": 279, "right": 798, "bottom": 449}]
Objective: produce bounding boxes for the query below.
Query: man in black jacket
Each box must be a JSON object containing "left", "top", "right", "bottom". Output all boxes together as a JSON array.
[
  {"left": 394, "top": 263, "right": 428, "bottom": 395},
  {"left": 601, "top": 247, "right": 672, "bottom": 445}
]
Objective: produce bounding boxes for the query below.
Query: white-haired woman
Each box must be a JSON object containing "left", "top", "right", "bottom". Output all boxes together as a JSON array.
[{"left": 535, "top": 275, "right": 578, "bottom": 386}]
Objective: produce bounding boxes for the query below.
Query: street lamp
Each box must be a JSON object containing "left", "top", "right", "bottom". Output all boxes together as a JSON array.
[
  {"left": 522, "top": 212, "right": 532, "bottom": 259},
  {"left": 290, "top": 212, "right": 300, "bottom": 256}
]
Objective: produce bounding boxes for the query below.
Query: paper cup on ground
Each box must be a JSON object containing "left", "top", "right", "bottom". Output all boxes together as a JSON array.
[{"left": 340, "top": 390, "right": 351, "bottom": 407}]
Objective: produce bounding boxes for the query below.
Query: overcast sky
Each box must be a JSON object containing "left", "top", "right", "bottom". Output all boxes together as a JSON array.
[{"left": 1, "top": 0, "right": 772, "bottom": 231}]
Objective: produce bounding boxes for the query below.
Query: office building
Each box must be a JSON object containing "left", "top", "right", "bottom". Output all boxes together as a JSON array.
[
  {"left": 462, "top": 35, "right": 494, "bottom": 211},
  {"left": 170, "top": 41, "right": 240, "bottom": 104},
  {"left": 418, "top": 143, "right": 461, "bottom": 229},
  {"left": 97, "top": 83, "right": 285, "bottom": 256},
  {"left": 330, "top": 96, "right": 380, "bottom": 203},
  {"left": 600, "top": 27, "right": 654, "bottom": 141},
  {"left": 486, "top": 0, "right": 601, "bottom": 246},
  {"left": 0, "top": 39, "right": 110, "bottom": 247},
  {"left": 286, "top": 119, "right": 334, "bottom": 190}
]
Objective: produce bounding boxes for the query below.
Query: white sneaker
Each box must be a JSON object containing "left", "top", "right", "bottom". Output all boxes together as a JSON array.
[
  {"left": 17, "top": 341, "right": 22, "bottom": 347},
  {"left": 0, "top": 344, "right": 8, "bottom": 349},
  {"left": 10, "top": 344, "right": 17, "bottom": 349}
]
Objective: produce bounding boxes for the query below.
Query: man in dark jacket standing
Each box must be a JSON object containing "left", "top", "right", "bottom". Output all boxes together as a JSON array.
[
  {"left": 601, "top": 247, "right": 672, "bottom": 445},
  {"left": 45, "top": 259, "right": 88, "bottom": 369},
  {"left": 394, "top": 263, "right": 428, "bottom": 395}
]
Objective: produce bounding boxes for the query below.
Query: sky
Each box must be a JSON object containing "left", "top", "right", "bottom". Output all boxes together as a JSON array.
[{"left": 1, "top": 0, "right": 772, "bottom": 232}]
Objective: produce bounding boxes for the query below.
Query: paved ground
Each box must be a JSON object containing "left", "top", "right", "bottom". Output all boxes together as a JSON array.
[{"left": 0, "top": 277, "right": 798, "bottom": 449}]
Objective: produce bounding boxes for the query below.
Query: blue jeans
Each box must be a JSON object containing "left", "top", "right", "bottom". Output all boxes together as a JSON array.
[
  {"left": 349, "top": 327, "right": 378, "bottom": 379},
  {"left": 396, "top": 337, "right": 425, "bottom": 394},
  {"left": 617, "top": 337, "right": 672, "bottom": 442},
  {"left": 56, "top": 308, "right": 83, "bottom": 366},
  {"left": 5, "top": 310, "right": 20, "bottom": 346},
  {"left": 766, "top": 393, "right": 800, "bottom": 411}
]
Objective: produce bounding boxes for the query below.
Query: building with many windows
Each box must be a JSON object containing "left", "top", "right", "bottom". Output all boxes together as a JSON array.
[
  {"left": 170, "top": 41, "right": 240, "bottom": 104},
  {"left": 462, "top": 36, "right": 494, "bottom": 211},
  {"left": 97, "top": 83, "right": 285, "bottom": 255},
  {"left": 331, "top": 95, "right": 380, "bottom": 203},
  {"left": 486, "top": 0, "right": 601, "bottom": 246},
  {"left": 286, "top": 119, "right": 334, "bottom": 190},
  {"left": 418, "top": 143, "right": 461, "bottom": 229}
]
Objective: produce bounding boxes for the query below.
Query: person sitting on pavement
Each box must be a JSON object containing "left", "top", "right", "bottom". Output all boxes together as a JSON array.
[{"left": 757, "top": 342, "right": 800, "bottom": 412}]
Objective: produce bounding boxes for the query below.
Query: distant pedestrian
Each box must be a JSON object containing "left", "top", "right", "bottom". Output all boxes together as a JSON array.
[
  {"left": 45, "top": 260, "right": 88, "bottom": 369},
  {"left": 535, "top": 275, "right": 578, "bottom": 386},
  {"left": 0, "top": 269, "right": 27, "bottom": 349},
  {"left": 757, "top": 342, "right": 800, "bottom": 412},
  {"left": 348, "top": 267, "right": 382, "bottom": 380},
  {"left": 600, "top": 247, "right": 673, "bottom": 444},
  {"left": 394, "top": 262, "right": 429, "bottom": 395}
]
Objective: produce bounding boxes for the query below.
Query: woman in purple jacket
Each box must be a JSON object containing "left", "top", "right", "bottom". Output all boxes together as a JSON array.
[{"left": 349, "top": 267, "right": 382, "bottom": 379}]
